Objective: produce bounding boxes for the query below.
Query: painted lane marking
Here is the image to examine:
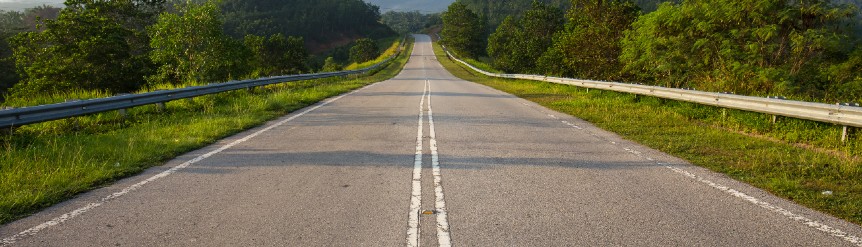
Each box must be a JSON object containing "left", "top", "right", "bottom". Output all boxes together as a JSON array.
[
  {"left": 517, "top": 96, "right": 862, "bottom": 246},
  {"left": 426, "top": 80, "right": 452, "bottom": 246},
  {"left": 406, "top": 79, "right": 428, "bottom": 247},
  {"left": 666, "top": 166, "right": 862, "bottom": 246},
  {"left": 618, "top": 146, "right": 862, "bottom": 246},
  {"left": 0, "top": 83, "right": 378, "bottom": 247},
  {"left": 560, "top": 120, "right": 583, "bottom": 130}
]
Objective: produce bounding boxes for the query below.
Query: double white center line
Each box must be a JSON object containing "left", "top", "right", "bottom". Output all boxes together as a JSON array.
[{"left": 407, "top": 79, "right": 451, "bottom": 247}]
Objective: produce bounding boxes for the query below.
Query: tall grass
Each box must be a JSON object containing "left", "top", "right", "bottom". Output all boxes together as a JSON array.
[
  {"left": 0, "top": 37, "right": 414, "bottom": 225},
  {"left": 430, "top": 39, "right": 862, "bottom": 225},
  {"left": 344, "top": 37, "right": 404, "bottom": 70}
]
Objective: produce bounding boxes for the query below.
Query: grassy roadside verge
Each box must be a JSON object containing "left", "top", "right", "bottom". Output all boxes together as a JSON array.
[
  {"left": 0, "top": 37, "right": 415, "bottom": 225},
  {"left": 430, "top": 39, "right": 862, "bottom": 225}
]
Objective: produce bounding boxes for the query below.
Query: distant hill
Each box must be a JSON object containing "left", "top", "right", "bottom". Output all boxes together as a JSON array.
[
  {"left": 365, "top": 0, "right": 453, "bottom": 13},
  {"left": 0, "top": 0, "right": 63, "bottom": 11},
  {"left": 456, "top": 0, "right": 570, "bottom": 29}
]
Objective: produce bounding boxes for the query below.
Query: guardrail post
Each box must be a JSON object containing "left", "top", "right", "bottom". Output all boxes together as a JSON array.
[
  {"left": 768, "top": 96, "right": 788, "bottom": 124},
  {"left": 836, "top": 102, "right": 860, "bottom": 144},
  {"left": 156, "top": 102, "right": 166, "bottom": 111},
  {"left": 115, "top": 94, "right": 131, "bottom": 118},
  {"left": 0, "top": 106, "right": 13, "bottom": 135},
  {"left": 842, "top": 126, "right": 854, "bottom": 144}
]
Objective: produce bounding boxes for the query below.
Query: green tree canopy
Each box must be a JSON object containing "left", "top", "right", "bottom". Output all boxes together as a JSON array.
[
  {"left": 148, "top": 1, "right": 250, "bottom": 85},
  {"left": 9, "top": 0, "right": 164, "bottom": 98},
  {"left": 487, "top": 16, "right": 521, "bottom": 72},
  {"left": 456, "top": 0, "right": 570, "bottom": 31},
  {"left": 381, "top": 11, "right": 440, "bottom": 34},
  {"left": 620, "top": 0, "right": 857, "bottom": 96},
  {"left": 349, "top": 38, "right": 380, "bottom": 63},
  {"left": 321, "top": 56, "right": 342, "bottom": 72},
  {"left": 245, "top": 33, "right": 309, "bottom": 77},
  {"left": 487, "top": 2, "right": 564, "bottom": 73},
  {"left": 220, "top": 0, "right": 395, "bottom": 46},
  {"left": 537, "top": 0, "right": 639, "bottom": 80},
  {"left": 442, "top": 2, "right": 487, "bottom": 58}
]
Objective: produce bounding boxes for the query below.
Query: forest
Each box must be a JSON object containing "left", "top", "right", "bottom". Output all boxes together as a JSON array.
[
  {"left": 0, "top": 0, "right": 394, "bottom": 103},
  {"left": 381, "top": 11, "right": 441, "bottom": 34},
  {"left": 443, "top": 0, "right": 862, "bottom": 102},
  {"left": 454, "top": 0, "right": 688, "bottom": 30}
]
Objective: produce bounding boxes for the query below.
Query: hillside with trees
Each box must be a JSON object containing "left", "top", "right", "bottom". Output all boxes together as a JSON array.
[
  {"left": 220, "top": 0, "right": 394, "bottom": 49},
  {"left": 364, "top": 0, "right": 453, "bottom": 12},
  {"left": 456, "top": 0, "right": 570, "bottom": 30},
  {"left": 381, "top": 11, "right": 441, "bottom": 34},
  {"left": 0, "top": 0, "right": 397, "bottom": 103},
  {"left": 453, "top": 0, "right": 689, "bottom": 30},
  {"left": 444, "top": 0, "right": 862, "bottom": 102}
]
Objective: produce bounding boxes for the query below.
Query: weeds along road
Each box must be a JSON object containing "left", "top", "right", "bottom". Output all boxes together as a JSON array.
[{"left": 2, "top": 34, "right": 862, "bottom": 246}]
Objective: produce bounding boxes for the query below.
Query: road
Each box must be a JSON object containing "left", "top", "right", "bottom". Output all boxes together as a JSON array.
[{"left": 2, "top": 34, "right": 861, "bottom": 246}]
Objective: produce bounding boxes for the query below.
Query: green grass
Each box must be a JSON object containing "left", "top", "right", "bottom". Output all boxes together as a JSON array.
[
  {"left": 430, "top": 39, "right": 862, "bottom": 225},
  {"left": 0, "top": 37, "right": 414, "bottom": 225},
  {"left": 344, "top": 37, "right": 404, "bottom": 70}
]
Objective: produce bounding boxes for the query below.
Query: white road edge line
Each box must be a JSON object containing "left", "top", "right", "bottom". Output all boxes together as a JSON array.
[
  {"left": 618, "top": 147, "right": 862, "bottom": 246},
  {"left": 0, "top": 83, "right": 378, "bottom": 247},
  {"left": 534, "top": 100, "right": 862, "bottom": 246},
  {"left": 666, "top": 165, "right": 862, "bottom": 246},
  {"left": 406, "top": 79, "right": 428, "bottom": 247},
  {"left": 427, "top": 79, "right": 452, "bottom": 246}
]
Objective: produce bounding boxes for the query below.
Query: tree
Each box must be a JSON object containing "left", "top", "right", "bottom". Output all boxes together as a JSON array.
[
  {"left": 245, "top": 34, "right": 309, "bottom": 77},
  {"left": 9, "top": 0, "right": 165, "bottom": 98},
  {"left": 455, "top": 0, "right": 570, "bottom": 30},
  {"left": 282, "top": 35, "right": 309, "bottom": 74},
  {"left": 21, "top": 5, "right": 61, "bottom": 31},
  {"left": 148, "top": 1, "right": 251, "bottom": 85},
  {"left": 220, "top": 0, "right": 395, "bottom": 45},
  {"left": 349, "top": 38, "right": 379, "bottom": 63},
  {"left": 0, "top": 34, "right": 17, "bottom": 100},
  {"left": 491, "top": 1, "right": 565, "bottom": 74},
  {"left": 537, "top": 0, "right": 639, "bottom": 80},
  {"left": 0, "top": 10, "right": 25, "bottom": 33},
  {"left": 442, "top": 2, "right": 487, "bottom": 58},
  {"left": 321, "top": 57, "right": 342, "bottom": 72},
  {"left": 825, "top": 44, "right": 862, "bottom": 101},
  {"left": 520, "top": 1, "right": 565, "bottom": 64},
  {"left": 620, "top": 0, "right": 856, "bottom": 96},
  {"left": 487, "top": 16, "right": 521, "bottom": 72},
  {"left": 382, "top": 11, "right": 427, "bottom": 34}
]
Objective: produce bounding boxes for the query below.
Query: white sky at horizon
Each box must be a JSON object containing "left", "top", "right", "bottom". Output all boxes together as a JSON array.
[{"left": 0, "top": 0, "right": 63, "bottom": 3}]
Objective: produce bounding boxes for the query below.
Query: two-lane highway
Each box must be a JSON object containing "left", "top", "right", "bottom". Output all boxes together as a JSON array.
[{"left": 2, "top": 34, "right": 861, "bottom": 246}]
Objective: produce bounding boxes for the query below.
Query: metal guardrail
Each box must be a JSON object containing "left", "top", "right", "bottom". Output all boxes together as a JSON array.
[
  {"left": 0, "top": 37, "right": 408, "bottom": 129},
  {"left": 438, "top": 43, "right": 862, "bottom": 140}
]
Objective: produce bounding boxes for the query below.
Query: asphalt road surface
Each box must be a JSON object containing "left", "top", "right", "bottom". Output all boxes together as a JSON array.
[{"left": 2, "top": 34, "right": 862, "bottom": 246}]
